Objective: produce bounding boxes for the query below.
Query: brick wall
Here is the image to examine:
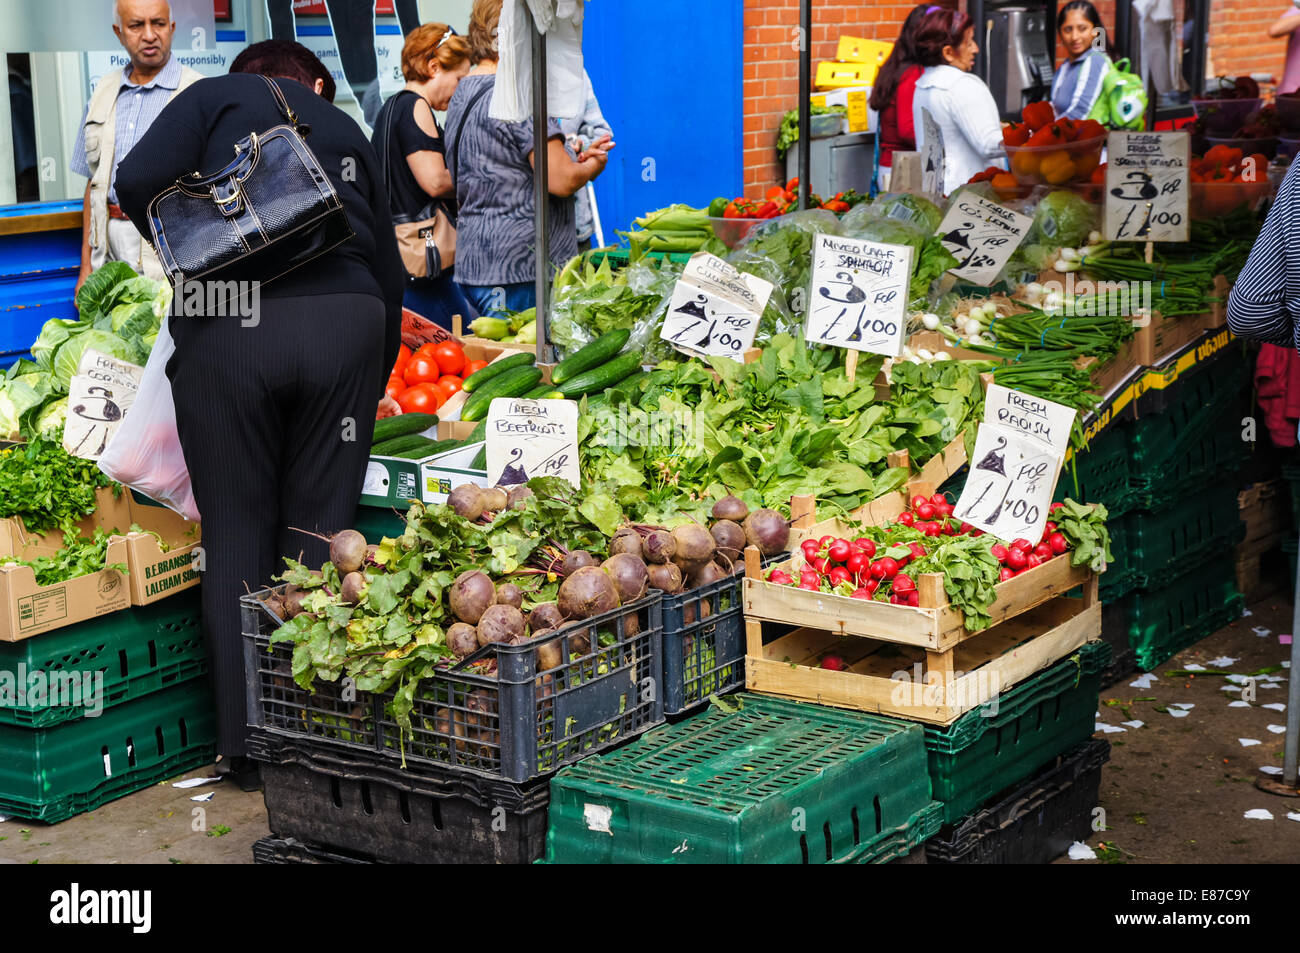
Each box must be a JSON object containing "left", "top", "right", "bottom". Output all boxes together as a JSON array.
[{"left": 741, "top": 0, "right": 1292, "bottom": 194}]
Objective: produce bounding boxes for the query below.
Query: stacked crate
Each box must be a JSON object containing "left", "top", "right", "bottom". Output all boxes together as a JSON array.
[{"left": 0, "top": 588, "right": 215, "bottom": 823}]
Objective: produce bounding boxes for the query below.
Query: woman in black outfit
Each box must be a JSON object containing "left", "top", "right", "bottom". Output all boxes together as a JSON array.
[
  {"left": 371, "top": 22, "right": 473, "bottom": 328},
  {"left": 115, "top": 41, "right": 405, "bottom": 789}
]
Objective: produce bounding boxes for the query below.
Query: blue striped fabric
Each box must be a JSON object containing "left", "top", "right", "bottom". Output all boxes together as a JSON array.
[
  {"left": 70, "top": 55, "right": 186, "bottom": 203},
  {"left": 1226, "top": 157, "right": 1298, "bottom": 348}
]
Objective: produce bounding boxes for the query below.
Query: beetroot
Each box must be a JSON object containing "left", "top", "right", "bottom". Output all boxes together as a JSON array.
[
  {"left": 447, "top": 484, "right": 486, "bottom": 521},
  {"left": 710, "top": 520, "right": 745, "bottom": 561},
  {"left": 671, "top": 523, "right": 715, "bottom": 569},
  {"left": 689, "top": 559, "right": 728, "bottom": 590},
  {"left": 494, "top": 583, "right": 524, "bottom": 609},
  {"left": 646, "top": 561, "right": 683, "bottom": 593},
  {"left": 447, "top": 622, "right": 479, "bottom": 658},
  {"left": 711, "top": 495, "right": 748, "bottom": 522},
  {"left": 558, "top": 566, "right": 620, "bottom": 620},
  {"left": 477, "top": 604, "right": 526, "bottom": 646},
  {"left": 449, "top": 570, "right": 496, "bottom": 624},
  {"left": 743, "top": 508, "right": 789, "bottom": 555},
  {"left": 340, "top": 572, "right": 365, "bottom": 606},
  {"left": 610, "top": 530, "right": 643, "bottom": 557},
  {"left": 528, "top": 602, "right": 565, "bottom": 631},
  {"left": 330, "top": 529, "right": 367, "bottom": 575},
  {"left": 507, "top": 485, "right": 534, "bottom": 510},
  {"left": 641, "top": 530, "right": 676, "bottom": 564},
  {"left": 562, "top": 550, "right": 598, "bottom": 575},
  {"left": 602, "top": 552, "right": 649, "bottom": 604}
]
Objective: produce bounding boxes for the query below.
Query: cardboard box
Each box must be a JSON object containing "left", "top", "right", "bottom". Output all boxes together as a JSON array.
[
  {"left": 810, "top": 86, "right": 874, "bottom": 133},
  {"left": 437, "top": 346, "right": 552, "bottom": 441},
  {"left": 0, "top": 515, "right": 130, "bottom": 642},
  {"left": 420, "top": 442, "right": 490, "bottom": 506},
  {"left": 1132, "top": 310, "right": 1214, "bottom": 367},
  {"left": 1238, "top": 480, "right": 1287, "bottom": 550},
  {"left": 93, "top": 493, "right": 202, "bottom": 606}
]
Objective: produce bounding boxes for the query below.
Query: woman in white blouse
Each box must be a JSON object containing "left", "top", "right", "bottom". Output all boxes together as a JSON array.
[{"left": 911, "top": 7, "right": 1006, "bottom": 195}]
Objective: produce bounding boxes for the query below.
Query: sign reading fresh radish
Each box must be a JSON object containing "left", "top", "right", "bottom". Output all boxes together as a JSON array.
[
  {"left": 805, "top": 234, "right": 912, "bottom": 357},
  {"left": 1104, "top": 131, "right": 1190, "bottom": 242},
  {"left": 660, "top": 252, "right": 773, "bottom": 360},
  {"left": 954, "top": 424, "right": 1061, "bottom": 543},
  {"left": 982, "top": 383, "right": 1077, "bottom": 458}
]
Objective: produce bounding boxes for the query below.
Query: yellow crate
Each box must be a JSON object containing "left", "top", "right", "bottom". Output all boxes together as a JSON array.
[
  {"left": 836, "top": 35, "right": 893, "bottom": 67},
  {"left": 816, "top": 61, "right": 878, "bottom": 90}
]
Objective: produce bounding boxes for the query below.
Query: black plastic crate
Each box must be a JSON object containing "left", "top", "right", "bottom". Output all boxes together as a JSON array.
[
  {"left": 252, "top": 835, "right": 372, "bottom": 864},
  {"left": 242, "top": 587, "right": 664, "bottom": 784},
  {"left": 1099, "top": 600, "right": 1136, "bottom": 688},
  {"left": 247, "top": 731, "right": 549, "bottom": 864},
  {"left": 660, "top": 572, "right": 745, "bottom": 716},
  {"left": 925, "top": 738, "right": 1110, "bottom": 864},
  {"left": 1130, "top": 338, "right": 1249, "bottom": 417}
]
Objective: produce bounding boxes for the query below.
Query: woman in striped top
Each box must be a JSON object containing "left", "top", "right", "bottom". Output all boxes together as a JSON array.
[
  {"left": 1051, "top": 1, "right": 1113, "bottom": 120},
  {"left": 1226, "top": 158, "right": 1300, "bottom": 350}
]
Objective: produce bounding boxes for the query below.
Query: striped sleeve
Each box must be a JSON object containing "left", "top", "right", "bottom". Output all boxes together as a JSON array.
[
  {"left": 1063, "top": 53, "right": 1108, "bottom": 120},
  {"left": 1226, "top": 160, "right": 1300, "bottom": 348}
]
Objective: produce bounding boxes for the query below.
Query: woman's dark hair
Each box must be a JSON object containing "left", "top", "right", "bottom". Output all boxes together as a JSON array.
[
  {"left": 914, "top": 8, "right": 974, "bottom": 68},
  {"left": 230, "top": 39, "right": 336, "bottom": 102},
  {"left": 869, "top": 5, "right": 931, "bottom": 112},
  {"left": 1057, "top": 0, "right": 1115, "bottom": 57}
]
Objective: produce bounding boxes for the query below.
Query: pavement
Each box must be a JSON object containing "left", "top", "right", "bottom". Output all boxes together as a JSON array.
[{"left": 1, "top": 592, "right": 1297, "bottom": 865}]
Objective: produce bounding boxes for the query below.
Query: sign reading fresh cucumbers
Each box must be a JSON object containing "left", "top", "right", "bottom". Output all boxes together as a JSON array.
[
  {"left": 660, "top": 252, "right": 773, "bottom": 360},
  {"left": 1104, "top": 131, "right": 1190, "bottom": 242},
  {"left": 486, "top": 398, "right": 580, "bottom": 489},
  {"left": 805, "top": 233, "right": 912, "bottom": 357}
]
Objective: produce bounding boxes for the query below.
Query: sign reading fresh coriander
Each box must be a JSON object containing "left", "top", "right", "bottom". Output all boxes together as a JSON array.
[
  {"left": 1104, "top": 131, "right": 1190, "bottom": 242},
  {"left": 805, "top": 233, "right": 912, "bottom": 356}
]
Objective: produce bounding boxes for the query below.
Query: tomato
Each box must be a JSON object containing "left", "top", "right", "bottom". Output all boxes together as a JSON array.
[
  {"left": 462, "top": 359, "right": 489, "bottom": 377},
  {"left": 437, "top": 374, "right": 463, "bottom": 393},
  {"left": 433, "top": 380, "right": 461, "bottom": 401},
  {"left": 395, "top": 383, "right": 444, "bottom": 414},
  {"left": 404, "top": 354, "right": 442, "bottom": 386},
  {"left": 432, "top": 341, "right": 466, "bottom": 377},
  {"left": 766, "top": 185, "right": 786, "bottom": 201},
  {"left": 385, "top": 376, "right": 405, "bottom": 401},
  {"left": 415, "top": 343, "right": 439, "bottom": 357},
  {"left": 392, "top": 344, "right": 412, "bottom": 378}
]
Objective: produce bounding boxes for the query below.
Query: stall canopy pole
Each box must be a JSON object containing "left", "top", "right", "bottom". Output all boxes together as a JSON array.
[
  {"left": 531, "top": 8, "right": 553, "bottom": 363},
  {"left": 1285, "top": 564, "right": 1300, "bottom": 787},
  {"left": 797, "top": 0, "right": 811, "bottom": 210},
  {"left": 1190, "top": 0, "right": 1209, "bottom": 98}
]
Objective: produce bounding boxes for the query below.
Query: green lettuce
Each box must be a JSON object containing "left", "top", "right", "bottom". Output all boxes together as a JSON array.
[{"left": 52, "top": 329, "right": 138, "bottom": 390}]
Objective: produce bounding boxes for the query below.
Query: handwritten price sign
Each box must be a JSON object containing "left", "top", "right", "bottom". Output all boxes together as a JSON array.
[
  {"left": 953, "top": 422, "right": 1061, "bottom": 542},
  {"left": 805, "top": 234, "right": 912, "bottom": 356},
  {"left": 660, "top": 252, "right": 773, "bottom": 360},
  {"left": 934, "top": 194, "right": 1033, "bottom": 286},
  {"left": 486, "top": 398, "right": 580, "bottom": 490},
  {"left": 919, "top": 107, "right": 945, "bottom": 195},
  {"left": 1104, "top": 131, "right": 1190, "bottom": 242}
]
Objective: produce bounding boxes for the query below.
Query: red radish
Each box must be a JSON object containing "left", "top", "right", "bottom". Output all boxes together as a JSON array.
[
  {"left": 868, "top": 561, "right": 887, "bottom": 579},
  {"left": 1049, "top": 502, "right": 1064, "bottom": 512},
  {"left": 999, "top": 567, "right": 1015, "bottom": 582},
  {"left": 930, "top": 493, "right": 946, "bottom": 505},
  {"left": 828, "top": 566, "right": 851, "bottom": 586},
  {"left": 889, "top": 593, "right": 905, "bottom": 604},
  {"left": 908, "top": 542, "right": 928, "bottom": 560},
  {"left": 819, "top": 535, "right": 835, "bottom": 548},
  {"left": 800, "top": 568, "right": 820, "bottom": 585},
  {"left": 990, "top": 543, "right": 1009, "bottom": 562},
  {"left": 1049, "top": 532, "right": 1069, "bottom": 555},
  {"left": 1033, "top": 542, "right": 1053, "bottom": 560},
  {"left": 829, "top": 539, "right": 852, "bottom": 562},
  {"left": 846, "top": 552, "right": 869, "bottom": 575},
  {"left": 855, "top": 538, "right": 877, "bottom": 557},
  {"left": 798, "top": 581, "right": 819, "bottom": 591},
  {"left": 877, "top": 557, "right": 900, "bottom": 578},
  {"left": 1006, "top": 547, "right": 1028, "bottom": 570},
  {"left": 863, "top": 578, "right": 880, "bottom": 595},
  {"left": 1011, "top": 538, "right": 1032, "bottom": 552},
  {"left": 1044, "top": 520, "right": 1058, "bottom": 534},
  {"left": 808, "top": 556, "right": 830, "bottom": 574},
  {"left": 908, "top": 591, "right": 920, "bottom": 607},
  {"left": 911, "top": 494, "right": 929, "bottom": 509},
  {"left": 934, "top": 501, "right": 953, "bottom": 518},
  {"left": 893, "top": 572, "right": 916, "bottom": 593},
  {"left": 850, "top": 587, "right": 872, "bottom": 600},
  {"left": 897, "top": 512, "right": 915, "bottom": 527},
  {"left": 943, "top": 521, "right": 958, "bottom": 535},
  {"left": 801, "top": 539, "right": 820, "bottom": 559},
  {"left": 926, "top": 523, "right": 944, "bottom": 538},
  {"left": 916, "top": 502, "right": 937, "bottom": 520},
  {"left": 768, "top": 569, "right": 793, "bottom": 585},
  {"left": 1026, "top": 553, "right": 1044, "bottom": 569},
  {"left": 960, "top": 521, "right": 975, "bottom": 534},
  {"left": 821, "top": 655, "right": 847, "bottom": 670}
]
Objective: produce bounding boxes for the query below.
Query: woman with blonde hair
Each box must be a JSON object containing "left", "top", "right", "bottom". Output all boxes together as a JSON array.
[{"left": 371, "top": 22, "right": 473, "bottom": 327}]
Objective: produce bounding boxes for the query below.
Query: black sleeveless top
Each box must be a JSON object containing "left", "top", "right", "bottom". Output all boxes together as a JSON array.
[{"left": 374, "top": 89, "right": 447, "bottom": 217}]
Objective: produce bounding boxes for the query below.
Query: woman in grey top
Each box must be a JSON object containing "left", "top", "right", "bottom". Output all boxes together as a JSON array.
[
  {"left": 446, "top": 0, "right": 613, "bottom": 317},
  {"left": 1050, "top": 0, "right": 1113, "bottom": 120}
]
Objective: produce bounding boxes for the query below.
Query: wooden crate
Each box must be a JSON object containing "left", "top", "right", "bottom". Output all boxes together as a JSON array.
[
  {"left": 744, "top": 595, "right": 1099, "bottom": 725},
  {"left": 451, "top": 314, "right": 537, "bottom": 353},
  {"left": 1238, "top": 480, "right": 1287, "bottom": 550}
]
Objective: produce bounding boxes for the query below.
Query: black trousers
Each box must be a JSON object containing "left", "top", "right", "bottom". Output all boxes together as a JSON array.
[{"left": 167, "top": 292, "right": 386, "bottom": 757}]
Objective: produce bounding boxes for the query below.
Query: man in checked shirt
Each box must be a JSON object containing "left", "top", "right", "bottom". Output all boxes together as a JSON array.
[{"left": 70, "top": 0, "right": 202, "bottom": 294}]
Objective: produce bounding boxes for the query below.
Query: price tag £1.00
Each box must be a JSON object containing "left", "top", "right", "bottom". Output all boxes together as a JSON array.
[
  {"left": 660, "top": 252, "right": 774, "bottom": 360},
  {"left": 953, "top": 422, "right": 1062, "bottom": 543},
  {"left": 934, "top": 194, "right": 1033, "bottom": 287},
  {"left": 805, "top": 233, "right": 912, "bottom": 356},
  {"left": 1104, "top": 131, "right": 1190, "bottom": 242}
]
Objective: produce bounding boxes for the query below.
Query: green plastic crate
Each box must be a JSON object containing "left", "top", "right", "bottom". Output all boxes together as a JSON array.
[
  {"left": 834, "top": 800, "right": 944, "bottom": 864},
  {"left": 0, "top": 678, "right": 216, "bottom": 823},
  {"left": 1129, "top": 406, "right": 1251, "bottom": 510},
  {"left": 1098, "top": 516, "right": 1138, "bottom": 602},
  {"left": 1127, "top": 358, "right": 1251, "bottom": 477},
  {"left": 0, "top": 589, "right": 206, "bottom": 728},
  {"left": 354, "top": 503, "right": 408, "bottom": 542},
  {"left": 1126, "top": 557, "right": 1245, "bottom": 671},
  {"left": 543, "top": 694, "right": 934, "bottom": 864},
  {"left": 1059, "top": 425, "right": 1136, "bottom": 516},
  {"left": 1105, "top": 482, "right": 1245, "bottom": 593},
  {"left": 588, "top": 249, "right": 694, "bottom": 269},
  {"left": 918, "top": 640, "right": 1110, "bottom": 824}
]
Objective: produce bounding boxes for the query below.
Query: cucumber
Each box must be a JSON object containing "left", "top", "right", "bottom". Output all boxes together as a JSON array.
[
  {"left": 551, "top": 329, "right": 631, "bottom": 385},
  {"left": 393, "top": 438, "right": 459, "bottom": 460},
  {"left": 470, "top": 444, "right": 487, "bottom": 470},
  {"left": 371, "top": 412, "right": 438, "bottom": 445},
  {"left": 373, "top": 433, "right": 442, "bottom": 456},
  {"left": 461, "top": 352, "right": 535, "bottom": 393},
  {"left": 460, "top": 365, "right": 544, "bottom": 421},
  {"left": 522, "top": 383, "right": 557, "bottom": 399},
  {"left": 556, "top": 351, "right": 642, "bottom": 398}
]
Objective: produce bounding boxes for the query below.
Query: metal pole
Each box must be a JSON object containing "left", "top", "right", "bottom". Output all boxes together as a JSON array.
[
  {"left": 1283, "top": 556, "right": 1300, "bottom": 786},
  {"left": 1190, "top": 0, "right": 1209, "bottom": 99},
  {"left": 531, "top": 10, "right": 552, "bottom": 363},
  {"left": 797, "top": 0, "right": 811, "bottom": 210}
]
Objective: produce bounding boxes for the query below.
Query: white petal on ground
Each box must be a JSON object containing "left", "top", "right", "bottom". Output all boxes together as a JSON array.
[
  {"left": 1263, "top": 703, "right": 1286, "bottom": 711},
  {"left": 1260, "top": 766, "right": 1283, "bottom": 776},
  {"left": 1068, "top": 842, "right": 1097, "bottom": 860},
  {"left": 1288, "top": 813, "right": 1300, "bottom": 823},
  {"left": 1171, "top": 702, "right": 1195, "bottom": 710},
  {"left": 1095, "top": 723, "right": 1127, "bottom": 733},
  {"left": 1208, "top": 656, "right": 1239, "bottom": 667},
  {"left": 1252, "top": 626, "right": 1271, "bottom": 638},
  {"left": 1268, "top": 725, "right": 1287, "bottom": 734},
  {"left": 1122, "top": 720, "right": 1144, "bottom": 728},
  {"left": 1243, "top": 809, "right": 1274, "bottom": 820},
  {"left": 1239, "top": 738, "right": 1262, "bottom": 747},
  {"left": 1183, "top": 663, "right": 1207, "bottom": 671},
  {"left": 1130, "top": 674, "right": 1157, "bottom": 689},
  {"left": 1228, "top": 701, "right": 1252, "bottom": 708}
]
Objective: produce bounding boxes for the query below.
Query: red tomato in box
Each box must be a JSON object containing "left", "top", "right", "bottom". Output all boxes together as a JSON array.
[
  {"left": 404, "top": 354, "right": 442, "bottom": 386},
  {"left": 396, "top": 383, "right": 444, "bottom": 414},
  {"left": 433, "top": 341, "right": 466, "bottom": 376}
]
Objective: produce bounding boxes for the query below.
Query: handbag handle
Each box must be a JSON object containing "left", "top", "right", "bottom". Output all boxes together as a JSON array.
[{"left": 180, "top": 136, "right": 261, "bottom": 189}]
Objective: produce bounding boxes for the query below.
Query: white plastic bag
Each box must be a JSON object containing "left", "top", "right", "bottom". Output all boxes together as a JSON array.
[
  {"left": 490, "top": 0, "right": 585, "bottom": 122},
  {"left": 98, "top": 316, "right": 199, "bottom": 521}
]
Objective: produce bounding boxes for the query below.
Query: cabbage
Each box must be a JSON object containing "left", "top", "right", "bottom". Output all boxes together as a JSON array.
[
  {"left": 0, "top": 379, "right": 43, "bottom": 437},
  {"left": 1032, "top": 190, "right": 1097, "bottom": 249},
  {"left": 867, "top": 192, "right": 944, "bottom": 233},
  {"left": 52, "top": 330, "right": 137, "bottom": 390},
  {"left": 31, "top": 397, "right": 67, "bottom": 436},
  {"left": 32, "top": 319, "right": 82, "bottom": 371},
  {"left": 73, "top": 261, "right": 138, "bottom": 320}
]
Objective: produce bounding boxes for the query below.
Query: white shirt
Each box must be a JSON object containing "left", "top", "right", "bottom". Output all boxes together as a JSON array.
[{"left": 912, "top": 65, "right": 1007, "bottom": 195}]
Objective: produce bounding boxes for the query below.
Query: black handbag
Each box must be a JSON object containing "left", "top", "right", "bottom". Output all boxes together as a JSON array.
[{"left": 145, "top": 75, "right": 354, "bottom": 289}]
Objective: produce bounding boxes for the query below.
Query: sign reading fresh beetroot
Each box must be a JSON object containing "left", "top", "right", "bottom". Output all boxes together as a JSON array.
[{"left": 1104, "top": 131, "right": 1190, "bottom": 242}]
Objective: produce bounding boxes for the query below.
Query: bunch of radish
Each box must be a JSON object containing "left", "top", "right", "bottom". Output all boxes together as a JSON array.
[{"left": 989, "top": 502, "right": 1071, "bottom": 581}]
